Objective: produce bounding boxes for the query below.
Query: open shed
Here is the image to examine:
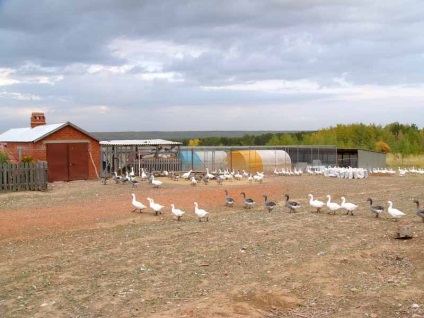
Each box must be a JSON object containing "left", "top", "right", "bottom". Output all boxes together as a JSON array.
[
  {"left": 337, "top": 148, "right": 386, "bottom": 169},
  {"left": 100, "top": 139, "right": 182, "bottom": 176},
  {"left": 0, "top": 112, "right": 100, "bottom": 182}
]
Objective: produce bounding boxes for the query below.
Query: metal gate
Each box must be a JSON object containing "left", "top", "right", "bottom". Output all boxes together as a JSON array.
[{"left": 46, "top": 143, "right": 89, "bottom": 181}]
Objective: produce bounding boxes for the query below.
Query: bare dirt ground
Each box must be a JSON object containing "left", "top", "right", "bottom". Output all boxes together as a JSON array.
[{"left": 0, "top": 174, "right": 423, "bottom": 318}]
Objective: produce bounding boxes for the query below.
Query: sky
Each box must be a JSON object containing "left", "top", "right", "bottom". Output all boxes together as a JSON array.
[{"left": 1, "top": 0, "right": 424, "bottom": 132}]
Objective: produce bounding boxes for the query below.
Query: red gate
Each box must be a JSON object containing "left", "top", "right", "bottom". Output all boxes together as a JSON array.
[{"left": 46, "top": 143, "right": 89, "bottom": 182}]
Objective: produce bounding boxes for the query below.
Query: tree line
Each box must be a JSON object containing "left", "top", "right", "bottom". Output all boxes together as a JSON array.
[{"left": 181, "top": 122, "right": 424, "bottom": 156}]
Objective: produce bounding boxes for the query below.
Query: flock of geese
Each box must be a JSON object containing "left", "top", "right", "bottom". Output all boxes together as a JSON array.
[
  {"left": 131, "top": 193, "right": 209, "bottom": 222},
  {"left": 130, "top": 191, "right": 424, "bottom": 223},
  {"left": 108, "top": 164, "right": 424, "bottom": 189},
  {"left": 370, "top": 167, "right": 424, "bottom": 176},
  {"left": 109, "top": 167, "right": 268, "bottom": 188},
  {"left": 109, "top": 166, "right": 424, "bottom": 223}
]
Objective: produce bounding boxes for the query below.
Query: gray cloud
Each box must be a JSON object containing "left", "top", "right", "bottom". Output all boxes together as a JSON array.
[{"left": 0, "top": 0, "right": 424, "bottom": 132}]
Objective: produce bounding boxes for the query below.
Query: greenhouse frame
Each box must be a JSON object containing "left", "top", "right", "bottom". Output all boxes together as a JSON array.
[
  {"left": 99, "top": 142, "right": 337, "bottom": 176},
  {"left": 100, "top": 139, "right": 182, "bottom": 177},
  {"left": 180, "top": 146, "right": 337, "bottom": 173}
]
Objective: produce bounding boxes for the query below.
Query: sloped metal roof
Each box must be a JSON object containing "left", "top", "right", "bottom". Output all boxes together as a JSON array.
[
  {"left": 0, "top": 122, "right": 99, "bottom": 142},
  {"left": 100, "top": 139, "right": 182, "bottom": 146},
  {"left": 0, "top": 123, "right": 66, "bottom": 142}
]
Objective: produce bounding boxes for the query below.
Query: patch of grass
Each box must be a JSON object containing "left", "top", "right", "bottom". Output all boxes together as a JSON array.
[{"left": 386, "top": 153, "right": 424, "bottom": 168}]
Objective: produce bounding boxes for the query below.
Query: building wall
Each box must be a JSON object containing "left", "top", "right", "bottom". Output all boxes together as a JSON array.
[
  {"left": 4, "top": 125, "right": 100, "bottom": 180},
  {"left": 2, "top": 142, "right": 36, "bottom": 162},
  {"left": 357, "top": 150, "right": 386, "bottom": 170}
]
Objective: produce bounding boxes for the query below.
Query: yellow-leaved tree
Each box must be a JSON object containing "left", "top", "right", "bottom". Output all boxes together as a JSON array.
[
  {"left": 375, "top": 141, "right": 391, "bottom": 153},
  {"left": 188, "top": 139, "right": 200, "bottom": 146}
]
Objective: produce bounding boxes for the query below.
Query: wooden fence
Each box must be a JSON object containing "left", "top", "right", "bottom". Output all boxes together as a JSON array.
[
  {"left": 138, "top": 158, "right": 182, "bottom": 175},
  {"left": 0, "top": 162, "right": 48, "bottom": 192}
]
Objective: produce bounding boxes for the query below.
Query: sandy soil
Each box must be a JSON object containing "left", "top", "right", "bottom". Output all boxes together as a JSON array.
[{"left": 0, "top": 174, "right": 423, "bottom": 318}]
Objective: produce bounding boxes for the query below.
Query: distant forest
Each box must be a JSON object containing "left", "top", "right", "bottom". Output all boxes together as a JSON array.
[
  {"left": 180, "top": 123, "right": 424, "bottom": 156},
  {"left": 92, "top": 122, "right": 424, "bottom": 156}
]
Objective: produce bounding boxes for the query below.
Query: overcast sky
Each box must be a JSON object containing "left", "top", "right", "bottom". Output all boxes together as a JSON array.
[{"left": 1, "top": 0, "right": 423, "bottom": 132}]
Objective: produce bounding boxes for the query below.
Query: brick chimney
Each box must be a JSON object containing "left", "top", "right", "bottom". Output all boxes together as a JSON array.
[{"left": 30, "top": 112, "right": 46, "bottom": 128}]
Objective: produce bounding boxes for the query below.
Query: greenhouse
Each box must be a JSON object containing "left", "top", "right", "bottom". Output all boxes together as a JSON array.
[
  {"left": 180, "top": 150, "right": 227, "bottom": 171},
  {"left": 180, "top": 145, "right": 337, "bottom": 174},
  {"left": 228, "top": 150, "right": 291, "bottom": 173},
  {"left": 99, "top": 142, "right": 338, "bottom": 176}
]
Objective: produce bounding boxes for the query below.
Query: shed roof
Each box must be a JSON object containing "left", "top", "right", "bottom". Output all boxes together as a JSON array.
[
  {"left": 0, "top": 122, "right": 99, "bottom": 143},
  {"left": 100, "top": 139, "right": 182, "bottom": 146},
  {"left": 337, "top": 148, "right": 385, "bottom": 154}
]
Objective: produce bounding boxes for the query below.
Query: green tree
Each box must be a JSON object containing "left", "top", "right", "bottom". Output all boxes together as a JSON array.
[
  {"left": 0, "top": 151, "right": 8, "bottom": 164},
  {"left": 266, "top": 135, "right": 281, "bottom": 146}
]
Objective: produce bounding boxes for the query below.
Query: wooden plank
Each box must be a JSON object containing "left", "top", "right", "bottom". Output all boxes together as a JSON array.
[
  {"left": 17, "top": 163, "right": 21, "bottom": 191},
  {"left": 25, "top": 162, "right": 30, "bottom": 191},
  {"left": 0, "top": 163, "right": 4, "bottom": 191}
]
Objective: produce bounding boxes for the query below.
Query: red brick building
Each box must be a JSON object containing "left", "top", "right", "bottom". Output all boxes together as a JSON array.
[{"left": 0, "top": 112, "right": 100, "bottom": 182}]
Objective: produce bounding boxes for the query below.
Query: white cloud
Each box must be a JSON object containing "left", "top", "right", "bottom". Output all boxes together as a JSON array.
[{"left": 0, "top": 68, "right": 19, "bottom": 86}]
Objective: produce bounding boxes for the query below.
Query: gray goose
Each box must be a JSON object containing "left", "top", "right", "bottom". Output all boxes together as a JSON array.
[
  {"left": 413, "top": 199, "right": 424, "bottom": 222},
  {"left": 263, "top": 195, "right": 276, "bottom": 212},
  {"left": 224, "top": 190, "right": 235, "bottom": 207},
  {"left": 285, "top": 194, "right": 301, "bottom": 213},
  {"left": 367, "top": 198, "right": 384, "bottom": 218},
  {"left": 241, "top": 192, "right": 255, "bottom": 209}
]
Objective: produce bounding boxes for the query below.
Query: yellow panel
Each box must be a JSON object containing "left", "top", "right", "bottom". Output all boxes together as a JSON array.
[{"left": 227, "top": 150, "right": 263, "bottom": 173}]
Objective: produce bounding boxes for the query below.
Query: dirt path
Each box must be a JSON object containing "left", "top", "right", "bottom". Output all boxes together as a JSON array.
[{"left": 0, "top": 175, "right": 423, "bottom": 317}]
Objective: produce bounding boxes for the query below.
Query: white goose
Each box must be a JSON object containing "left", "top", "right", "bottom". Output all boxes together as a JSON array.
[
  {"left": 190, "top": 176, "right": 198, "bottom": 186},
  {"left": 113, "top": 171, "right": 123, "bottom": 183},
  {"left": 151, "top": 176, "right": 163, "bottom": 188},
  {"left": 121, "top": 171, "right": 130, "bottom": 184},
  {"left": 147, "top": 197, "right": 164, "bottom": 215},
  {"left": 131, "top": 193, "right": 146, "bottom": 213},
  {"left": 129, "top": 167, "right": 135, "bottom": 178},
  {"left": 170, "top": 204, "right": 185, "bottom": 221},
  {"left": 234, "top": 170, "right": 242, "bottom": 180},
  {"left": 253, "top": 174, "right": 263, "bottom": 183},
  {"left": 308, "top": 194, "right": 325, "bottom": 213},
  {"left": 181, "top": 170, "right": 192, "bottom": 180},
  {"left": 205, "top": 168, "right": 215, "bottom": 180},
  {"left": 141, "top": 168, "right": 148, "bottom": 180},
  {"left": 194, "top": 202, "right": 209, "bottom": 222},
  {"left": 340, "top": 196, "right": 359, "bottom": 216},
  {"left": 398, "top": 167, "right": 407, "bottom": 176},
  {"left": 387, "top": 201, "right": 405, "bottom": 220},
  {"left": 326, "top": 195, "right": 342, "bottom": 214}
]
